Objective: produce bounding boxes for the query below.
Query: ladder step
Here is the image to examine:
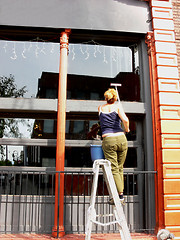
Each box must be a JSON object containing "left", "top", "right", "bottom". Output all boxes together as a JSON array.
[{"left": 92, "top": 220, "right": 119, "bottom": 227}]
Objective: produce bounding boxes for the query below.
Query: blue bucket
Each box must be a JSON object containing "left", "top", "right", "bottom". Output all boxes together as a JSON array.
[{"left": 90, "top": 145, "right": 105, "bottom": 162}]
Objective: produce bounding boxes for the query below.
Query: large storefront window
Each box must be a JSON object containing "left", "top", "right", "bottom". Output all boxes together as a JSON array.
[
  {"left": 0, "top": 34, "right": 154, "bottom": 233},
  {"left": 0, "top": 40, "right": 141, "bottom": 169}
]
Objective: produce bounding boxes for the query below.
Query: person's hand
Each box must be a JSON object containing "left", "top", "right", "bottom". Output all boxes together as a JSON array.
[{"left": 126, "top": 128, "right": 130, "bottom": 133}]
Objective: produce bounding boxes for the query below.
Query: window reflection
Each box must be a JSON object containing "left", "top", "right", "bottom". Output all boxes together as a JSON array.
[
  {"left": 0, "top": 40, "right": 141, "bottom": 171},
  {"left": 0, "top": 118, "right": 137, "bottom": 140},
  {"left": 0, "top": 145, "right": 56, "bottom": 167},
  {"left": 0, "top": 118, "right": 57, "bottom": 139},
  {"left": 0, "top": 145, "right": 137, "bottom": 168},
  {"left": 0, "top": 41, "right": 140, "bottom": 101},
  {"left": 0, "top": 40, "right": 60, "bottom": 99},
  {"left": 68, "top": 44, "right": 133, "bottom": 77},
  {"left": 67, "top": 43, "right": 140, "bottom": 102},
  {"left": 65, "top": 147, "right": 137, "bottom": 169}
]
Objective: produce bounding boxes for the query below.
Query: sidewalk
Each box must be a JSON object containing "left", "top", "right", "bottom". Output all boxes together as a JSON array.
[{"left": 0, "top": 233, "right": 157, "bottom": 239}]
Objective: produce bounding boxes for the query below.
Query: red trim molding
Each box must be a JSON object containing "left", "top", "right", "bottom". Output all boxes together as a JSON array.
[{"left": 145, "top": 0, "right": 180, "bottom": 237}]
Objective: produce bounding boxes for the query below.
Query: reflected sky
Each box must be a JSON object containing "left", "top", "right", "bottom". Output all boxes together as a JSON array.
[
  {"left": 0, "top": 40, "right": 60, "bottom": 98},
  {"left": 0, "top": 40, "right": 132, "bottom": 98},
  {"left": 68, "top": 44, "right": 132, "bottom": 77}
]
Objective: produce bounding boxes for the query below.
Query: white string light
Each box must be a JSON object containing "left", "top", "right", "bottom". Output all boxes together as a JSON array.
[
  {"left": 50, "top": 43, "right": 55, "bottom": 54},
  {"left": 22, "top": 42, "right": 26, "bottom": 59},
  {"left": 35, "top": 42, "right": 39, "bottom": 58},
  {"left": 1, "top": 38, "right": 112, "bottom": 65},
  {"left": 84, "top": 45, "right": 89, "bottom": 60},
  {"left": 112, "top": 47, "right": 117, "bottom": 62},
  {"left": 97, "top": 45, "right": 101, "bottom": 54},
  {"left": 103, "top": 46, "right": 108, "bottom": 64},
  {"left": 10, "top": 42, "right": 17, "bottom": 60},
  {"left": 40, "top": 42, "right": 46, "bottom": 55},
  {"left": 94, "top": 45, "right": 97, "bottom": 58},
  {"left": 80, "top": 44, "right": 85, "bottom": 55},
  {"left": 27, "top": 42, "right": 32, "bottom": 52},
  {"left": 3, "top": 42, "right": 7, "bottom": 53},
  {"left": 72, "top": 44, "right": 75, "bottom": 61}
]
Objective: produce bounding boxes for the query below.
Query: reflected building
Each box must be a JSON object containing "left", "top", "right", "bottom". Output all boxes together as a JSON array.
[{"left": 28, "top": 71, "right": 139, "bottom": 168}]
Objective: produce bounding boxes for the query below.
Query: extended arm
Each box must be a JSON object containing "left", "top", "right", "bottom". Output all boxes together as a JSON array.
[{"left": 117, "top": 103, "right": 130, "bottom": 133}]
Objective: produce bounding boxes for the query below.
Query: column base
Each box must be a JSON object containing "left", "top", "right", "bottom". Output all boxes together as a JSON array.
[{"left": 52, "top": 225, "right": 65, "bottom": 238}]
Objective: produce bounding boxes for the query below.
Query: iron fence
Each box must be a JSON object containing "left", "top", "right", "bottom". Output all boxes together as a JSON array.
[{"left": 0, "top": 168, "right": 156, "bottom": 236}]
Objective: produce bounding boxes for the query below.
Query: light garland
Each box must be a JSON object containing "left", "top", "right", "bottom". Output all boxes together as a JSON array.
[
  {"left": 84, "top": 45, "right": 89, "bottom": 60},
  {"left": 112, "top": 47, "right": 117, "bottom": 62},
  {"left": 93, "top": 45, "right": 97, "bottom": 58},
  {"left": 69, "top": 43, "right": 117, "bottom": 65},
  {"left": 22, "top": 42, "right": 26, "bottom": 59},
  {"left": 79, "top": 44, "right": 85, "bottom": 55},
  {"left": 50, "top": 43, "right": 55, "bottom": 53},
  {"left": 103, "top": 46, "right": 108, "bottom": 64},
  {"left": 40, "top": 42, "right": 46, "bottom": 55},
  {"left": 71, "top": 44, "right": 75, "bottom": 61},
  {"left": 27, "top": 42, "right": 32, "bottom": 52},
  {"left": 35, "top": 42, "right": 40, "bottom": 58},
  {"left": 10, "top": 42, "right": 17, "bottom": 60},
  {"left": 1, "top": 40, "right": 58, "bottom": 60},
  {"left": 1, "top": 38, "right": 132, "bottom": 70}
]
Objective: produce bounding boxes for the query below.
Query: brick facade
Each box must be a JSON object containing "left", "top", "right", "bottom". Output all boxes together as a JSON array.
[
  {"left": 146, "top": 0, "right": 180, "bottom": 238},
  {"left": 172, "top": 0, "right": 180, "bottom": 77}
]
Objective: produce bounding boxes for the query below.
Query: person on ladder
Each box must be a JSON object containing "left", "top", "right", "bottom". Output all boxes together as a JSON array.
[{"left": 98, "top": 88, "right": 130, "bottom": 205}]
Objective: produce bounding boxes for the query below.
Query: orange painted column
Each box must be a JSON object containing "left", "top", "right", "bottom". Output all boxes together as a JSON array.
[
  {"left": 52, "top": 29, "right": 71, "bottom": 238},
  {"left": 146, "top": 0, "right": 180, "bottom": 238}
]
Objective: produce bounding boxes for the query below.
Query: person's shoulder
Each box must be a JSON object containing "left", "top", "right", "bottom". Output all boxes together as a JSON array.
[{"left": 113, "top": 103, "right": 120, "bottom": 109}]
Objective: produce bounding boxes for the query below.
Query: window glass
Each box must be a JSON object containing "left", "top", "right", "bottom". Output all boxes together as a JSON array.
[
  {"left": 124, "top": 148, "right": 137, "bottom": 168},
  {"left": 0, "top": 40, "right": 60, "bottom": 99},
  {"left": 68, "top": 44, "right": 132, "bottom": 77},
  {"left": 65, "top": 147, "right": 92, "bottom": 168},
  {"left": 67, "top": 43, "right": 140, "bottom": 102},
  {"left": 43, "top": 120, "right": 54, "bottom": 133},
  {"left": 0, "top": 118, "right": 56, "bottom": 139},
  {"left": 0, "top": 144, "right": 137, "bottom": 168},
  {"left": 65, "top": 147, "right": 137, "bottom": 168},
  {"left": 0, "top": 41, "right": 140, "bottom": 101},
  {"left": 0, "top": 145, "right": 56, "bottom": 167},
  {"left": 0, "top": 117, "right": 137, "bottom": 140}
]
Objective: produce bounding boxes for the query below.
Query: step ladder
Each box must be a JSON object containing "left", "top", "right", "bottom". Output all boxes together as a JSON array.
[{"left": 85, "top": 159, "right": 132, "bottom": 240}]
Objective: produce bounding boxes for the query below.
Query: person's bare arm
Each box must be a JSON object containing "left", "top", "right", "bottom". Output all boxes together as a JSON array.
[
  {"left": 117, "top": 103, "right": 130, "bottom": 133},
  {"left": 98, "top": 105, "right": 101, "bottom": 113}
]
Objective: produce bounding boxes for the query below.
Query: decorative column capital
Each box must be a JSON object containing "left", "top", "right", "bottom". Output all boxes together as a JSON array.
[
  {"left": 145, "top": 31, "right": 155, "bottom": 55},
  {"left": 60, "top": 29, "right": 71, "bottom": 50}
]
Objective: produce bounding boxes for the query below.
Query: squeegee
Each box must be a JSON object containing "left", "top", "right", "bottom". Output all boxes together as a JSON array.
[{"left": 110, "top": 83, "right": 122, "bottom": 102}]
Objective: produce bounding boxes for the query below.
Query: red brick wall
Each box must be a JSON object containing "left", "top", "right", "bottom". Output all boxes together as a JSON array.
[{"left": 172, "top": 0, "right": 180, "bottom": 77}]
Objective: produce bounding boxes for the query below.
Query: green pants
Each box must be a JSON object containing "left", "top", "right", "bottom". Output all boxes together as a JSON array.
[{"left": 102, "top": 134, "right": 128, "bottom": 193}]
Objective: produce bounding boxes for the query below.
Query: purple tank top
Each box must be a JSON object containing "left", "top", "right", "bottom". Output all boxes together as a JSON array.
[{"left": 99, "top": 111, "right": 123, "bottom": 135}]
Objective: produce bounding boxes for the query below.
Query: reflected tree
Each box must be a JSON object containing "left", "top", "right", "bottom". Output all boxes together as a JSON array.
[
  {"left": 0, "top": 74, "right": 26, "bottom": 98},
  {"left": 0, "top": 75, "right": 27, "bottom": 162}
]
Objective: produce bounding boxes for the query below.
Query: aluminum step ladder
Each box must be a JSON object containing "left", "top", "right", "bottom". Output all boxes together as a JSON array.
[{"left": 85, "top": 159, "right": 132, "bottom": 240}]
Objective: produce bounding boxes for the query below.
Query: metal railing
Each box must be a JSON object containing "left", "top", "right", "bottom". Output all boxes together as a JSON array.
[{"left": 0, "top": 168, "right": 156, "bottom": 235}]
